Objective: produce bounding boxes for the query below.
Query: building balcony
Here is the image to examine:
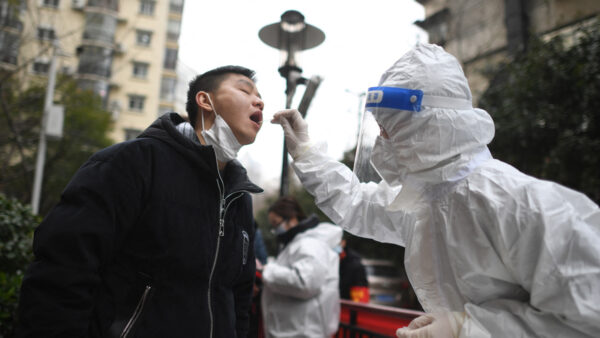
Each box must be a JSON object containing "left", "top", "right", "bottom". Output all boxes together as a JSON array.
[
  {"left": 1, "top": 16, "right": 23, "bottom": 32},
  {"left": 87, "top": 0, "right": 118, "bottom": 12}
]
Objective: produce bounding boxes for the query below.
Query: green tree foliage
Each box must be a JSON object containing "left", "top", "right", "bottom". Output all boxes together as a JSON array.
[
  {"left": 0, "top": 75, "right": 114, "bottom": 215},
  {"left": 0, "top": 193, "right": 39, "bottom": 337},
  {"left": 479, "top": 22, "right": 600, "bottom": 203}
]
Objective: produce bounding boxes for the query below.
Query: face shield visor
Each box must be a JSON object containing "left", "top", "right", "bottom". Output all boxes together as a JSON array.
[{"left": 353, "top": 86, "right": 423, "bottom": 185}]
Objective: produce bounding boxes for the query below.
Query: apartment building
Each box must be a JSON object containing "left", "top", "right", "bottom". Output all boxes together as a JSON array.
[
  {"left": 0, "top": 0, "right": 185, "bottom": 142},
  {"left": 415, "top": 0, "right": 600, "bottom": 102}
]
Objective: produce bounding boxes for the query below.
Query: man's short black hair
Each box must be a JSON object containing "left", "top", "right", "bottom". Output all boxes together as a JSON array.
[{"left": 185, "top": 65, "right": 256, "bottom": 128}]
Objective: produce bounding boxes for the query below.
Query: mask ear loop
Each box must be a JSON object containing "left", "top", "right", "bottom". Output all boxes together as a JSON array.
[{"left": 200, "top": 93, "right": 218, "bottom": 132}]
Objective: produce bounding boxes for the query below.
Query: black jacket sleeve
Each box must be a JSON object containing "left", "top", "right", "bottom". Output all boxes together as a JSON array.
[{"left": 16, "top": 146, "right": 147, "bottom": 337}]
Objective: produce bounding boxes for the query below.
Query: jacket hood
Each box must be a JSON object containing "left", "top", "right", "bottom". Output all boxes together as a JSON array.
[
  {"left": 375, "top": 43, "right": 495, "bottom": 184},
  {"left": 302, "top": 220, "right": 343, "bottom": 249},
  {"left": 138, "top": 113, "right": 262, "bottom": 193}
]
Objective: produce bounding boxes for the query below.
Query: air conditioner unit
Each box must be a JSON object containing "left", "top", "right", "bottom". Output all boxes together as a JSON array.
[
  {"left": 72, "top": 0, "right": 86, "bottom": 9},
  {"left": 114, "top": 43, "right": 125, "bottom": 54}
]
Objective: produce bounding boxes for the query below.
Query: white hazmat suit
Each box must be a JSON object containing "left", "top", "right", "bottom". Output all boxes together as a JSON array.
[
  {"left": 272, "top": 43, "right": 600, "bottom": 337},
  {"left": 261, "top": 217, "right": 342, "bottom": 338}
]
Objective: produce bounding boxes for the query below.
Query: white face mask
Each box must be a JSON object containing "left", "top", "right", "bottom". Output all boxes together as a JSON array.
[
  {"left": 271, "top": 221, "right": 287, "bottom": 235},
  {"left": 370, "top": 135, "right": 403, "bottom": 187},
  {"left": 200, "top": 95, "right": 242, "bottom": 163}
]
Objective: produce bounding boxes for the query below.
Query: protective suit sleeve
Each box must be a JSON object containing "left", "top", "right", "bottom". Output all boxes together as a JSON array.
[
  {"left": 261, "top": 238, "right": 329, "bottom": 299},
  {"left": 458, "top": 180, "right": 600, "bottom": 338},
  {"left": 291, "top": 143, "right": 408, "bottom": 246},
  {"left": 16, "top": 145, "right": 147, "bottom": 337}
]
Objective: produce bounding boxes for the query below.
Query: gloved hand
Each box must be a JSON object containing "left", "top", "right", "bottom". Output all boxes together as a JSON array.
[
  {"left": 396, "top": 312, "right": 465, "bottom": 338},
  {"left": 271, "top": 109, "right": 311, "bottom": 159}
]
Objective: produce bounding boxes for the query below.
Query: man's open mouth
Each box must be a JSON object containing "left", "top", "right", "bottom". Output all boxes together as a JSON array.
[{"left": 250, "top": 111, "right": 263, "bottom": 125}]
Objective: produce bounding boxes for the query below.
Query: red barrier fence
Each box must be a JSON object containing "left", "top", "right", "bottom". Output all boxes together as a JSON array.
[{"left": 336, "top": 300, "right": 425, "bottom": 338}]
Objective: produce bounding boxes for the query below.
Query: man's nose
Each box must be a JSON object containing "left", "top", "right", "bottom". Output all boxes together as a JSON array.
[{"left": 254, "top": 97, "right": 264, "bottom": 110}]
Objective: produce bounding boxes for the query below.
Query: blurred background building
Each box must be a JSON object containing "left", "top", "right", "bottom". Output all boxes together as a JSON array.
[
  {"left": 415, "top": 0, "right": 600, "bottom": 103},
  {"left": 0, "top": 0, "right": 185, "bottom": 142}
]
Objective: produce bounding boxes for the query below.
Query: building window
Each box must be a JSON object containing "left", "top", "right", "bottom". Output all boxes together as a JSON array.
[
  {"left": 160, "top": 76, "right": 177, "bottom": 101},
  {"left": 139, "top": 0, "right": 155, "bottom": 15},
  {"left": 169, "top": 0, "right": 183, "bottom": 14},
  {"left": 0, "top": 31, "right": 20, "bottom": 64},
  {"left": 87, "top": 0, "right": 118, "bottom": 11},
  {"left": 136, "top": 29, "right": 152, "bottom": 46},
  {"left": 37, "top": 27, "right": 56, "bottom": 40},
  {"left": 82, "top": 12, "right": 117, "bottom": 44},
  {"left": 128, "top": 95, "right": 146, "bottom": 111},
  {"left": 124, "top": 128, "right": 142, "bottom": 140},
  {"left": 163, "top": 48, "right": 177, "bottom": 70},
  {"left": 0, "top": 2, "right": 24, "bottom": 31},
  {"left": 77, "top": 45, "right": 112, "bottom": 77},
  {"left": 42, "top": 0, "right": 60, "bottom": 8},
  {"left": 132, "top": 61, "right": 149, "bottom": 78},
  {"left": 167, "top": 19, "right": 181, "bottom": 41},
  {"left": 33, "top": 61, "right": 50, "bottom": 74}
]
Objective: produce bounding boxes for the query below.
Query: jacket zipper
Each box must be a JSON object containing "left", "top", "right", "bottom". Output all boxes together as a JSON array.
[
  {"left": 120, "top": 285, "right": 152, "bottom": 338},
  {"left": 207, "top": 158, "right": 252, "bottom": 338},
  {"left": 208, "top": 175, "right": 224, "bottom": 338}
]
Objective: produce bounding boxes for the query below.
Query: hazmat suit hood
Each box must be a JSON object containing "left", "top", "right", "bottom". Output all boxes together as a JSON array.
[
  {"left": 300, "top": 221, "right": 343, "bottom": 249},
  {"left": 375, "top": 43, "right": 495, "bottom": 184}
]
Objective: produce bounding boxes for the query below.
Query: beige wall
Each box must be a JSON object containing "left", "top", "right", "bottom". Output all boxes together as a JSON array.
[
  {"left": 110, "top": 0, "right": 173, "bottom": 141},
  {"left": 417, "top": 0, "right": 599, "bottom": 103}
]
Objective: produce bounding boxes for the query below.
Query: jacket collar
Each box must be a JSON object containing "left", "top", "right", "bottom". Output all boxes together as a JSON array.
[
  {"left": 277, "top": 214, "right": 320, "bottom": 249},
  {"left": 139, "top": 113, "right": 263, "bottom": 195}
]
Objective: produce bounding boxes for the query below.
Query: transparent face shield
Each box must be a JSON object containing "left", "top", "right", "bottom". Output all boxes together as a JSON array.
[{"left": 352, "top": 86, "right": 423, "bottom": 183}]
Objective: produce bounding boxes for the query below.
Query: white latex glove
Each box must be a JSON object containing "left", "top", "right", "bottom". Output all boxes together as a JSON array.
[
  {"left": 396, "top": 312, "right": 465, "bottom": 338},
  {"left": 271, "top": 109, "right": 311, "bottom": 159}
]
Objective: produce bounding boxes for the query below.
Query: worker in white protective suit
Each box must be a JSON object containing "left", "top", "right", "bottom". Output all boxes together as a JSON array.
[
  {"left": 271, "top": 43, "right": 600, "bottom": 338},
  {"left": 261, "top": 196, "right": 342, "bottom": 338}
]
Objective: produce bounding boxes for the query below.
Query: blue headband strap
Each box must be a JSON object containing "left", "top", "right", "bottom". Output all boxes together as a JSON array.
[{"left": 365, "top": 86, "right": 423, "bottom": 112}]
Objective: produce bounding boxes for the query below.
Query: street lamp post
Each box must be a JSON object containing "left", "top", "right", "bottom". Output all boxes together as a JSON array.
[
  {"left": 259, "top": 10, "right": 325, "bottom": 196},
  {"left": 31, "top": 40, "right": 64, "bottom": 215}
]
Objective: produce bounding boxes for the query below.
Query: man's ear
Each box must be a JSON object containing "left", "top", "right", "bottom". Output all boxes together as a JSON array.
[{"left": 195, "top": 91, "right": 213, "bottom": 112}]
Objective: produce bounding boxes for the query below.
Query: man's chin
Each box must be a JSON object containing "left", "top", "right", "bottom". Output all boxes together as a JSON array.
[{"left": 237, "top": 133, "right": 257, "bottom": 146}]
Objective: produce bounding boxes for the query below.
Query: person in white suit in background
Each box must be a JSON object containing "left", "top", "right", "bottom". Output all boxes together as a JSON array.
[{"left": 261, "top": 196, "right": 342, "bottom": 338}]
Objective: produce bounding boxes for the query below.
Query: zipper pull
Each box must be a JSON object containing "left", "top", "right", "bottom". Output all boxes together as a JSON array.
[{"left": 219, "top": 218, "right": 225, "bottom": 237}]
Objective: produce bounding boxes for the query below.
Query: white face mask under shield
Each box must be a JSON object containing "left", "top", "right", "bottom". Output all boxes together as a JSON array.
[{"left": 200, "top": 95, "right": 242, "bottom": 163}]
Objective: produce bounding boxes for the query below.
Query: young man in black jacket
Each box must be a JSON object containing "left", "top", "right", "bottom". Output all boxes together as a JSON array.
[{"left": 16, "top": 65, "right": 265, "bottom": 338}]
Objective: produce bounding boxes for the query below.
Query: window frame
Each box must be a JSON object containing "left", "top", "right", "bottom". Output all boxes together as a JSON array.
[
  {"left": 163, "top": 48, "right": 178, "bottom": 70},
  {"left": 139, "top": 0, "right": 155, "bottom": 15},
  {"left": 42, "top": 0, "right": 60, "bottom": 8},
  {"left": 128, "top": 94, "right": 146, "bottom": 111},
  {"left": 37, "top": 26, "right": 56, "bottom": 41},
  {"left": 135, "top": 29, "right": 153, "bottom": 46},
  {"left": 132, "top": 61, "right": 149, "bottom": 79},
  {"left": 32, "top": 61, "right": 50, "bottom": 74}
]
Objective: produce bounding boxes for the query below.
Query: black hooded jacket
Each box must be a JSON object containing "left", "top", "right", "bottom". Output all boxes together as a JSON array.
[{"left": 16, "top": 113, "right": 263, "bottom": 338}]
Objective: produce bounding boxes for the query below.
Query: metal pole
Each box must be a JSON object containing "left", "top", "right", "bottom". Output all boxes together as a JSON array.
[
  {"left": 31, "top": 41, "right": 58, "bottom": 214},
  {"left": 279, "top": 80, "right": 295, "bottom": 197}
]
